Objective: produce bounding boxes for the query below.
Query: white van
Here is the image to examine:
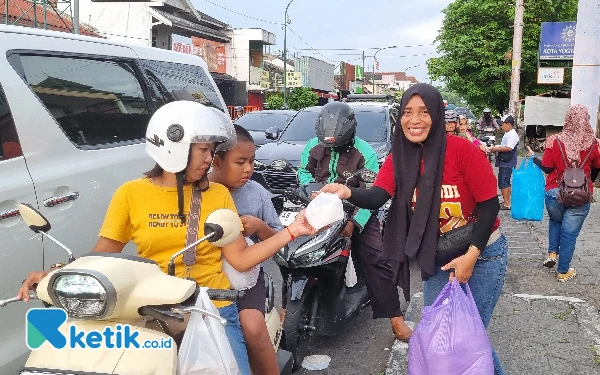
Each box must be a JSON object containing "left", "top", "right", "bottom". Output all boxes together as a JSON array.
[{"left": 0, "top": 25, "right": 227, "bottom": 373}]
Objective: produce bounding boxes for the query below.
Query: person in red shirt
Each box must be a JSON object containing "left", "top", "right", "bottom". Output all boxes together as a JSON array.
[
  {"left": 320, "top": 84, "right": 506, "bottom": 375},
  {"left": 527, "top": 104, "right": 600, "bottom": 282}
]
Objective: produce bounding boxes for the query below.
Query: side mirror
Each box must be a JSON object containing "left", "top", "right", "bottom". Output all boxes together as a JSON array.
[
  {"left": 265, "top": 127, "right": 280, "bottom": 140},
  {"left": 18, "top": 203, "right": 51, "bottom": 233},
  {"left": 204, "top": 209, "right": 242, "bottom": 248},
  {"left": 356, "top": 168, "right": 377, "bottom": 184}
]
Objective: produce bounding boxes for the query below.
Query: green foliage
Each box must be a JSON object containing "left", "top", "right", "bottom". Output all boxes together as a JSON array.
[
  {"left": 427, "top": 0, "right": 578, "bottom": 113},
  {"left": 265, "top": 94, "right": 284, "bottom": 110},
  {"left": 437, "top": 86, "right": 468, "bottom": 107},
  {"left": 287, "top": 87, "right": 318, "bottom": 110}
]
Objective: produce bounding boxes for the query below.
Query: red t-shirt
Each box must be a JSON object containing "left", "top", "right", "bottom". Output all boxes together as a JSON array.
[
  {"left": 542, "top": 139, "right": 600, "bottom": 191},
  {"left": 374, "top": 135, "right": 501, "bottom": 234}
]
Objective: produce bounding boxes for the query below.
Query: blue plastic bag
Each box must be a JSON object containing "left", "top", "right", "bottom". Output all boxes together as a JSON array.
[
  {"left": 511, "top": 157, "right": 545, "bottom": 221},
  {"left": 408, "top": 280, "right": 494, "bottom": 375}
]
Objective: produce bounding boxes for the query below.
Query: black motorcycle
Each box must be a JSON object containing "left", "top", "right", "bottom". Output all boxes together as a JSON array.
[
  {"left": 477, "top": 126, "right": 497, "bottom": 161},
  {"left": 272, "top": 170, "right": 376, "bottom": 370}
]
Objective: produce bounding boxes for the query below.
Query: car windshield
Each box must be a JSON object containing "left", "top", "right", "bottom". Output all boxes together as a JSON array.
[
  {"left": 235, "top": 112, "right": 292, "bottom": 131},
  {"left": 279, "top": 108, "right": 387, "bottom": 142}
]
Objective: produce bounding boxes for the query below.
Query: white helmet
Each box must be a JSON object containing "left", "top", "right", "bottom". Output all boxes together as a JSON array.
[{"left": 145, "top": 101, "right": 236, "bottom": 173}]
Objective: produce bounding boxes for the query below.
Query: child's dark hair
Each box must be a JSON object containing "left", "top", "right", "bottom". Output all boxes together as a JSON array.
[{"left": 216, "top": 125, "right": 254, "bottom": 158}]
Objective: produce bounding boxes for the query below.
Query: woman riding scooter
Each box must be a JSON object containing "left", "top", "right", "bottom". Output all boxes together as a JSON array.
[{"left": 18, "top": 101, "right": 317, "bottom": 375}]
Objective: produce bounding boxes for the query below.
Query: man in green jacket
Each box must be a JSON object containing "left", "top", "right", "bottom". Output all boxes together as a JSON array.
[{"left": 297, "top": 101, "right": 412, "bottom": 341}]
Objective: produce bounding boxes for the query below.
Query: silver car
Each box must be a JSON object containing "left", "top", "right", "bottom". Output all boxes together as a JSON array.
[{"left": 0, "top": 25, "right": 226, "bottom": 373}]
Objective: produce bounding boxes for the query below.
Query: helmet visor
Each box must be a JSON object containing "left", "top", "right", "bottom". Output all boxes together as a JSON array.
[{"left": 318, "top": 109, "right": 353, "bottom": 145}]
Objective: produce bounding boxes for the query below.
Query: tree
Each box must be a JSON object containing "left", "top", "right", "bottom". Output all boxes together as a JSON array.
[
  {"left": 287, "top": 87, "right": 318, "bottom": 110},
  {"left": 427, "top": 0, "right": 577, "bottom": 114},
  {"left": 265, "top": 93, "right": 284, "bottom": 110},
  {"left": 436, "top": 86, "right": 468, "bottom": 107}
]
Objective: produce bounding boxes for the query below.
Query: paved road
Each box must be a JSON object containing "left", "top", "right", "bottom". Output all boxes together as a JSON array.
[
  {"left": 386, "top": 160, "right": 600, "bottom": 374},
  {"left": 263, "top": 259, "right": 399, "bottom": 375}
]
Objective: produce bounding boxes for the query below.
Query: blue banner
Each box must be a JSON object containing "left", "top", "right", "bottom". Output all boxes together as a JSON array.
[{"left": 539, "top": 22, "right": 577, "bottom": 60}]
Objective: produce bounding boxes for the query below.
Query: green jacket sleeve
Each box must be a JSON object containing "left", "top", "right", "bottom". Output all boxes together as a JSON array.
[
  {"left": 297, "top": 138, "right": 319, "bottom": 185},
  {"left": 351, "top": 139, "right": 381, "bottom": 232}
]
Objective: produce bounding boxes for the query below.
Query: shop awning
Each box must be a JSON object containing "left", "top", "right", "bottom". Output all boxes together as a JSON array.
[{"left": 149, "top": 8, "right": 230, "bottom": 42}]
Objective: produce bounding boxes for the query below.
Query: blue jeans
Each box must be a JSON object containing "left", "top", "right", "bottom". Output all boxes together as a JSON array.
[
  {"left": 424, "top": 234, "right": 508, "bottom": 375},
  {"left": 219, "top": 303, "right": 251, "bottom": 375},
  {"left": 497, "top": 167, "right": 513, "bottom": 189},
  {"left": 544, "top": 188, "right": 591, "bottom": 274}
]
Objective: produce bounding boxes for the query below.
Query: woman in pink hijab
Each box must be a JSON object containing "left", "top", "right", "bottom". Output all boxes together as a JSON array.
[{"left": 527, "top": 104, "right": 600, "bottom": 282}]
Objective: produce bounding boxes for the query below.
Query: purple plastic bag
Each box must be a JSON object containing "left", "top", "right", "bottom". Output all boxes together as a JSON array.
[{"left": 408, "top": 280, "right": 494, "bottom": 375}]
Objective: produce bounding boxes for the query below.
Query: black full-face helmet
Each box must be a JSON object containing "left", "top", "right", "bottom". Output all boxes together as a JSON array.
[{"left": 315, "top": 102, "right": 357, "bottom": 148}]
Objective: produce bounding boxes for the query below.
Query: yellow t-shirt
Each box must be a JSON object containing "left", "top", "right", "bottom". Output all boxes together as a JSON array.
[{"left": 99, "top": 178, "right": 237, "bottom": 307}]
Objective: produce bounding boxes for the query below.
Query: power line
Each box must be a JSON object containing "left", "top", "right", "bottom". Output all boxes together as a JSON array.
[
  {"left": 202, "top": 0, "right": 281, "bottom": 25},
  {"left": 286, "top": 26, "right": 335, "bottom": 63},
  {"left": 292, "top": 43, "right": 435, "bottom": 51}
]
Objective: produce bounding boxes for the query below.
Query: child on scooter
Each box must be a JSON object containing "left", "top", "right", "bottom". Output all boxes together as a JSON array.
[{"left": 209, "top": 124, "right": 282, "bottom": 375}]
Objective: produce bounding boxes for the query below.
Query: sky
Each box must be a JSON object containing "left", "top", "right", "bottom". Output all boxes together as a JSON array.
[{"left": 191, "top": 0, "right": 454, "bottom": 84}]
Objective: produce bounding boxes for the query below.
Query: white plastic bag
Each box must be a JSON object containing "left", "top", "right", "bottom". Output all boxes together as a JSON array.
[
  {"left": 222, "top": 237, "right": 260, "bottom": 290},
  {"left": 177, "top": 288, "right": 241, "bottom": 375},
  {"left": 305, "top": 193, "right": 344, "bottom": 230},
  {"left": 344, "top": 250, "right": 358, "bottom": 287}
]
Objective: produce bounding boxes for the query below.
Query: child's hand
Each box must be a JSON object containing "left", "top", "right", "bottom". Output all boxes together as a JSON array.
[
  {"left": 240, "top": 215, "right": 264, "bottom": 237},
  {"left": 288, "top": 210, "right": 317, "bottom": 238}
]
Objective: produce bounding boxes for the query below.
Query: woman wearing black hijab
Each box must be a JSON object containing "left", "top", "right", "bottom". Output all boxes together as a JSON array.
[{"left": 320, "top": 84, "right": 507, "bottom": 375}]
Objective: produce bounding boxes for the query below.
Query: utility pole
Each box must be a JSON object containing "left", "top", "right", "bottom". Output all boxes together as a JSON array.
[
  {"left": 73, "top": 0, "right": 80, "bottom": 34},
  {"left": 283, "top": 0, "right": 294, "bottom": 107},
  {"left": 361, "top": 51, "right": 365, "bottom": 94},
  {"left": 509, "top": 0, "right": 524, "bottom": 119}
]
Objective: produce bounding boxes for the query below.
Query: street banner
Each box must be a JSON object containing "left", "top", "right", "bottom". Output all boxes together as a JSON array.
[
  {"left": 355, "top": 65, "right": 364, "bottom": 81},
  {"left": 537, "top": 67, "right": 565, "bottom": 84},
  {"left": 171, "top": 34, "right": 193, "bottom": 55},
  {"left": 191, "top": 37, "right": 226, "bottom": 74},
  {"left": 539, "top": 22, "right": 577, "bottom": 60}
]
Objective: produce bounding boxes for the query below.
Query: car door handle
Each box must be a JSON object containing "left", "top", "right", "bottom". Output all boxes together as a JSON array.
[
  {"left": 44, "top": 192, "right": 80, "bottom": 208},
  {"left": 0, "top": 208, "right": 19, "bottom": 221}
]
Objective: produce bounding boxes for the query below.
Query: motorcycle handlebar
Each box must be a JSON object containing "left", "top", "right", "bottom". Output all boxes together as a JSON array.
[{"left": 206, "top": 289, "right": 245, "bottom": 302}]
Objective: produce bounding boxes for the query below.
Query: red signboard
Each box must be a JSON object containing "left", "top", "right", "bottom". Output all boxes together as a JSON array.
[{"left": 191, "top": 37, "right": 226, "bottom": 74}]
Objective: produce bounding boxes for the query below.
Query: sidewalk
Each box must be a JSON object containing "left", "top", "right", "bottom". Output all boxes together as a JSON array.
[{"left": 386, "top": 170, "right": 600, "bottom": 374}]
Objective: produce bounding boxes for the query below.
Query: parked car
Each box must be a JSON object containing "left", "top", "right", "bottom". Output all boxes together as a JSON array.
[
  {"left": 254, "top": 101, "right": 396, "bottom": 191},
  {"left": 0, "top": 24, "right": 227, "bottom": 373},
  {"left": 234, "top": 110, "right": 296, "bottom": 148},
  {"left": 455, "top": 106, "right": 477, "bottom": 120}
]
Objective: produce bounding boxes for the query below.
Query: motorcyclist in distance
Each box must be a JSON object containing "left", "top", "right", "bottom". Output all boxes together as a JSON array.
[{"left": 477, "top": 108, "right": 499, "bottom": 132}]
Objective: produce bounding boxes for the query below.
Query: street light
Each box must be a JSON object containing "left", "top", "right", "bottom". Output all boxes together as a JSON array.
[
  {"left": 283, "top": 0, "right": 295, "bottom": 107},
  {"left": 372, "top": 45, "right": 398, "bottom": 94}
]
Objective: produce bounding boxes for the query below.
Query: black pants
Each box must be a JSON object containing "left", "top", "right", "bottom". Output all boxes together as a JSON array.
[{"left": 351, "top": 217, "right": 402, "bottom": 319}]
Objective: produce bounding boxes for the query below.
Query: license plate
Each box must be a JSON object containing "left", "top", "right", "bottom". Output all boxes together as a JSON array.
[{"left": 279, "top": 211, "right": 298, "bottom": 226}]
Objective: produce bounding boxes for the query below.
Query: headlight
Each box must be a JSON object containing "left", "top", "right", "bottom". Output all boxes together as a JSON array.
[
  {"left": 294, "top": 249, "right": 326, "bottom": 267},
  {"left": 254, "top": 160, "right": 268, "bottom": 171},
  {"left": 49, "top": 271, "right": 115, "bottom": 319},
  {"left": 291, "top": 224, "right": 340, "bottom": 267}
]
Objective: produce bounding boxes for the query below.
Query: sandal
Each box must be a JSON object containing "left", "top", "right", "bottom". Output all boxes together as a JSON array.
[{"left": 391, "top": 316, "right": 413, "bottom": 342}]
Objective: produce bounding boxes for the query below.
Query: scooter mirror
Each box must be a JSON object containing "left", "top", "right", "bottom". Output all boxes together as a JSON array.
[
  {"left": 205, "top": 209, "right": 242, "bottom": 247},
  {"left": 18, "top": 203, "right": 51, "bottom": 233}
]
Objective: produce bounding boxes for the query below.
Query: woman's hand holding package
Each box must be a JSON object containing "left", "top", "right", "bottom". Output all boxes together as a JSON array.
[
  {"left": 441, "top": 246, "right": 480, "bottom": 283},
  {"left": 318, "top": 183, "right": 352, "bottom": 200}
]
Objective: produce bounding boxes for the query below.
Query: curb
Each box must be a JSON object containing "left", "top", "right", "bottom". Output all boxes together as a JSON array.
[
  {"left": 384, "top": 292, "right": 600, "bottom": 375},
  {"left": 385, "top": 292, "right": 423, "bottom": 375}
]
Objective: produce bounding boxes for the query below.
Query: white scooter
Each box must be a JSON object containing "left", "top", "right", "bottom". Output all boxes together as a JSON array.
[{"left": 1, "top": 204, "right": 293, "bottom": 375}]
